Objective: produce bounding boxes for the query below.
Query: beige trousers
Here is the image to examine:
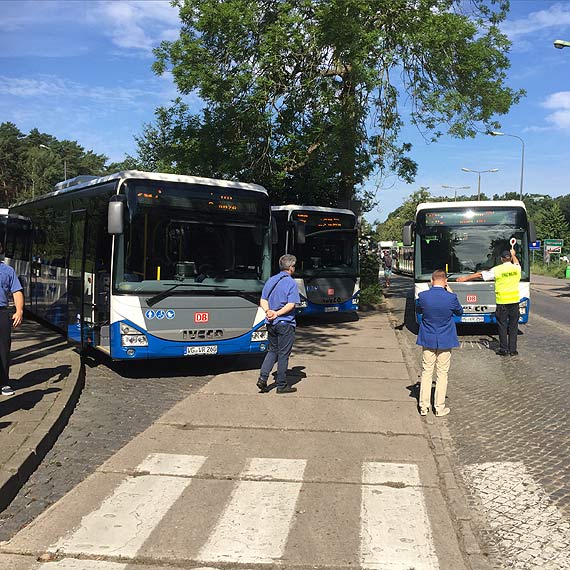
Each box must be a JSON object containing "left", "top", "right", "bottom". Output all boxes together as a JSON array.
[{"left": 419, "top": 348, "right": 452, "bottom": 412}]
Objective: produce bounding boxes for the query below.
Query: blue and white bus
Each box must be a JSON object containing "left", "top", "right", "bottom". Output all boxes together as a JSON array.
[
  {"left": 271, "top": 205, "right": 359, "bottom": 315},
  {"left": 7, "top": 171, "right": 272, "bottom": 359},
  {"left": 404, "top": 200, "right": 536, "bottom": 324}
]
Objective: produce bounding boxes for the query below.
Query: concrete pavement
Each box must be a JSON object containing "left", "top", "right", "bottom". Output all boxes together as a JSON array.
[
  {"left": 0, "top": 318, "right": 83, "bottom": 512},
  {"left": 0, "top": 308, "right": 489, "bottom": 570}
]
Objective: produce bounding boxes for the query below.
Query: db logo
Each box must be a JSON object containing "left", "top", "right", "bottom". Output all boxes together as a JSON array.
[
  {"left": 466, "top": 295, "right": 477, "bottom": 303},
  {"left": 194, "top": 312, "right": 209, "bottom": 323}
]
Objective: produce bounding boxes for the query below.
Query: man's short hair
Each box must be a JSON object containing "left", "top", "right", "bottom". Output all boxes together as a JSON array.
[
  {"left": 500, "top": 250, "right": 512, "bottom": 260},
  {"left": 279, "top": 254, "right": 297, "bottom": 271},
  {"left": 432, "top": 269, "right": 447, "bottom": 282}
]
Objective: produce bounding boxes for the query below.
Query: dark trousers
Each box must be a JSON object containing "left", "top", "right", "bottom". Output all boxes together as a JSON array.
[
  {"left": 496, "top": 303, "right": 519, "bottom": 353},
  {"left": 259, "top": 322, "right": 296, "bottom": 388},
  {"left": 0, "top": 310, "right": 12, "bottom": 384}
]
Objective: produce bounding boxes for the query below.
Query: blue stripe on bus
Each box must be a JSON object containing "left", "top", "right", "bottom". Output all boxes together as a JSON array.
[{"left": 109, "top": 319, "right": 268, "bottom": 360}]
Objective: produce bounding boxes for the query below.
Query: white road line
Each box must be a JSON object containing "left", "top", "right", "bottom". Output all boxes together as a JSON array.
[
  {"left": 136, "top": 453, "right": 208, "bottom": 476},
  {"left": 198, "top": 458, "right": 307, "bottom": 564},
  {"left": 360, "top": 462, "right": 439, "bottom": 570},
  {"left": 40, "top": 560, "right": 127, "bottom": 570},
  {"left": 463, "top": 461, "right": 570, "bottom": 569},
  {"left": 51, "top": 455, "right": 206, "bottom": 558}
]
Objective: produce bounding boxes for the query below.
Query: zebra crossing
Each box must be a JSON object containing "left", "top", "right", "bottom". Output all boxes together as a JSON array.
[{"left": 9, "top": 453, "right": 441, "bottom": 570}]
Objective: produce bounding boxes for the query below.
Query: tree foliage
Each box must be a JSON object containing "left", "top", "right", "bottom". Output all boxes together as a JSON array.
[
  {"left": 146, "top": 0, "right": 522, "bottom": 207},
  {"left": 0, "top": 122, "right": 110, "bottom": 206}
]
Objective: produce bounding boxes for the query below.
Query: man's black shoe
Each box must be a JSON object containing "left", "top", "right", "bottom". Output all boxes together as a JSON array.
[
  {"left": 276, "top": 386, "right": 297, "bottom": 394},
  {"left": 256, "top": 378, "right": 268, "bottom": 392},
  {"left": 509, "top": 351, "right": 519, "bottom": 356},
  {"left": 496, "top": 350, "right": 508, "bottom": 356}
]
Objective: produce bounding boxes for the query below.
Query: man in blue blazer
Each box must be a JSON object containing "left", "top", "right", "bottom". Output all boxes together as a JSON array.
[{"left": 416, "top": 269, "right": 463, "bottom": 417}]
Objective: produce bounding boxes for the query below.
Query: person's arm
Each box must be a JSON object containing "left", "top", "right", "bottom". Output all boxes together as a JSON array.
[
  {"left": 451, "top": 294, "right": 463, "bottom": 316},
  {"left": 275, "top": 302, "right": 296, "bottom": 317},
  {"left": 456, "top": 271, "right": 483, "bottom": 282},
  {"left": 12, "top": 290, "right": 24, "bottom": 327},
  {"left": 260, "top": 298, "right": 277, "bottom": 321},
  {"left": 511, "top": 248, "right": 520, "bottom": 266}
]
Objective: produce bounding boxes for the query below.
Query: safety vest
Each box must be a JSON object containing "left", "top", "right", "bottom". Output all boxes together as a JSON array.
[{"left": 494, "top": 262, "right": 521, "bottom": 304}]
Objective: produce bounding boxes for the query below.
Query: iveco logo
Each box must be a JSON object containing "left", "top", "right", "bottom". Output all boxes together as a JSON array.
[
  {"left": 323, "top": 297, "right": 342, "bottom": 304},
  {"left": 183, "top": 329, "right": 224, "bottom": 340}
]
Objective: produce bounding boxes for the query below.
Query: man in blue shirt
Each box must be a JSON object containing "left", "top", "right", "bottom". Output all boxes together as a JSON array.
[
  {"left": 257, "top": 254, "right": 300, "bottom": 394},
  {"left": 0, "top": 253, "right": 24, "bottom": 396},
  {"left": 416, "top": 269, "right": 463, "bottom": 417}
]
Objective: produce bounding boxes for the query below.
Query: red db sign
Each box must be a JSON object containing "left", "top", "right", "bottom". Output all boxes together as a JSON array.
[
  {"left": 194, "top": 312, "right": 209, "bottom": 323},
  {"left": 327, "top": 288, "right": 335, "bottom": 296},
  {"left": 466, "top": 295, "right": 477, "bottom": 303}
]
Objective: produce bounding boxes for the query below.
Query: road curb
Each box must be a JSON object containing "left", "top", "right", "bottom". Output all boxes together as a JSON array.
[
  {"left": 383, "top": 296, "right": 494, "bottom": 570},
  {"left": 0, "top": 349, "right": 85, "bottom": 512}
]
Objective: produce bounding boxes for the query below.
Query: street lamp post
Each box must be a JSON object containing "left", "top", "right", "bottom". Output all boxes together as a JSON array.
[
  {"left": 39, "top": 144, "right": 67, "bottom": 180},
  {"left": 461, "top": 168, "right": 498, "bottom": 200},
  {"left": 489, "top": 131, "right": 525, "bottom": 200},
  {"left": 554, "top": 39, "right": 570, "bottom": 49},
  {"left": 441, "top": 185, "right": 470, "bottom": 202}
]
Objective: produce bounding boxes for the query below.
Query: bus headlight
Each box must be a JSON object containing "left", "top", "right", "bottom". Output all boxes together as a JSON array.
[
  {"left": 252, "top": 326, "right": 268, "bottom": 342},
  {"left": 120, "top": 323, "right": 148, "bottom": 347}
]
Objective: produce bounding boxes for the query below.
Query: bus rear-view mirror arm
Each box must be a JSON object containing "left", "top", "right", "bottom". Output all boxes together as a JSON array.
[
  {"left": 271, "top": 217, "right": 278, "bottom": 244},
  {"left": 294, "top": 221, "right": 306, "bottom": 246}
]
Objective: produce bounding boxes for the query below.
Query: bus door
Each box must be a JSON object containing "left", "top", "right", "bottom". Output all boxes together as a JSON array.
[{"left": 67, "top": 209, "right": 93, "bottom": 346}]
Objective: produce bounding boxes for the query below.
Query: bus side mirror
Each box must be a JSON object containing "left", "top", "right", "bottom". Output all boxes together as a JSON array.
[
  {"left": 528, "top": 221, "right": 537, "bottom": 244},
  {"left": 403, "top": 221, "right": 414, "bottom": 246},
  {"left": 271, "top": 217, "right": 278, "bottom": 244},
  {"left": 108, "top": 199, "right": 124, "bottom": 235},
  {"left": 294, "top": 221, "right": 306, "bottom": 246}
]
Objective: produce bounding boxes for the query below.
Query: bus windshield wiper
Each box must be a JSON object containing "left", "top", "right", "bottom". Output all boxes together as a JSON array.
[{"left": 146, "top": 283, "right": 228, "bottom": 307}]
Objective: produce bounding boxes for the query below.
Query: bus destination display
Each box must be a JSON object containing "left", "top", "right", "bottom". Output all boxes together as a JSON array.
[{"left": 424, "top": 209, "right": 519, "bottom": 226}]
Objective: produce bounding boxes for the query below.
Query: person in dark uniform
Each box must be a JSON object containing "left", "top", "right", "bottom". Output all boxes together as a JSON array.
[
  {"left": 256, "top": 254, "right": 300, "bottom": 394},
  {"left": 0, "top": 248, "right": 24, "bottom": 396}
]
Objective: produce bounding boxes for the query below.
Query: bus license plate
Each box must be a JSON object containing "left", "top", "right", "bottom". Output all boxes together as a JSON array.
[
  {"left": 324, "top": 306, "right": 339, "bottom": 312},
  {"left": 462, "top": 316, "right": 484, "bottom": 323},
  {"left": 185, "top": 345, "right": 218, "bottom": 356}
]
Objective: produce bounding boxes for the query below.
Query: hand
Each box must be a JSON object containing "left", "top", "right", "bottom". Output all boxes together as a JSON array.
[
  {"left": 12, "top": 310, "right": 23, "bottom": 328},
  {"left": 265, "top": 309, "right": 277, "bottom": 321},
  {"left": 456, "top": 276, "right": 468, "bottom": 282},
  {"left": 445, "top": 284, "right": 453, "bottom": 293}
]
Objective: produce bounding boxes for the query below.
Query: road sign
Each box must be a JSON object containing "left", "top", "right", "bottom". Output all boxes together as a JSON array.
[
  {"left": 544, "top": 239, "right": 564, "bottom": 247},
  {"left": 529, "top": 240, "right": 541, "bottom": 250},
  {"left": 545, "top": 245, "right": 562, "bottom": 254}
]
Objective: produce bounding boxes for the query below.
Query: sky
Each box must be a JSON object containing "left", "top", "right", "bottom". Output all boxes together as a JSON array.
[{"left": 1, "top": 0, "right": 570, "bottom": 223}]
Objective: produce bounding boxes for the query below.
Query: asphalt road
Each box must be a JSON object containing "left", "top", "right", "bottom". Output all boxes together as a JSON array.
[{"left": 386, "top": 273, "right": 570, "bottom": 570}]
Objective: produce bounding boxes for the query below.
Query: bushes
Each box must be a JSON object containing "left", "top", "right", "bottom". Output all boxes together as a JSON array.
[
  {"left": 531, "top": 262, "right": 568, "bottom": 279},
  {"left": 359, "top": 249, "right": 383, "bottom": 305}
]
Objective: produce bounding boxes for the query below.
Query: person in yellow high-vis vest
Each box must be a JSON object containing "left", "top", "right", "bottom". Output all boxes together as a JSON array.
[{"left": 457, "top": 248, "right": 521, "bottom": 356}]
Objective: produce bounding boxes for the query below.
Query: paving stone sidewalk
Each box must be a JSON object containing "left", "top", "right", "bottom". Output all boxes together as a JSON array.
[{"left": 0, "top": 318, "right": 82, "bottom": 511}]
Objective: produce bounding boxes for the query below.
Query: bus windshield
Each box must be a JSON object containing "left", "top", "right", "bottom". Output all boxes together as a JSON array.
[
  {"left": 415, "top": 207, "right": 530, "bottom": 281},
  {"left": 114, "top": 181, "right": 271, "bottom": 294},
  {"left": 292, "top": 210, "right": 357, "bottom": 277}
]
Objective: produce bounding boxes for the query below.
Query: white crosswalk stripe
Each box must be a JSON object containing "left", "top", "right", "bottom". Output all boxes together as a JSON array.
[
  {"left": 51, "top": 454, "right": 207, "bottom": 558},
  {"left": 197, "top": 458, "right": 307, "bottom": 564},
  {"left": 31, "top": 454, "right": 445, "bottom": 569},
  {"left": 360, "top": 462, "right": 439, "bottom": 570}
]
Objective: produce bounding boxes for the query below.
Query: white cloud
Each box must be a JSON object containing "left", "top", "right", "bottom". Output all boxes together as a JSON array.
[
  {"left": 502, "top": 3, "right": 570, "bottom": 39},
  {"left": 542, "top": 91, "right": 570, "bottom": 110},
  {"left": 88, "top": 0, "right": 180, "bottom": 53},
  {"left": 539, "top": 91, "right": 570, "bottom": 130}
]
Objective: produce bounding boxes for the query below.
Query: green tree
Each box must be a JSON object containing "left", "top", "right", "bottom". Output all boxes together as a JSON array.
[
  {"left": 0, "top": 122, "right": 26, "bottom": 205},
  {"left": 535, "top": 201, "right": 570, "bottom": 245},
  {"left": 149, "top": 0, "right": 522, "bottom": 207}
]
